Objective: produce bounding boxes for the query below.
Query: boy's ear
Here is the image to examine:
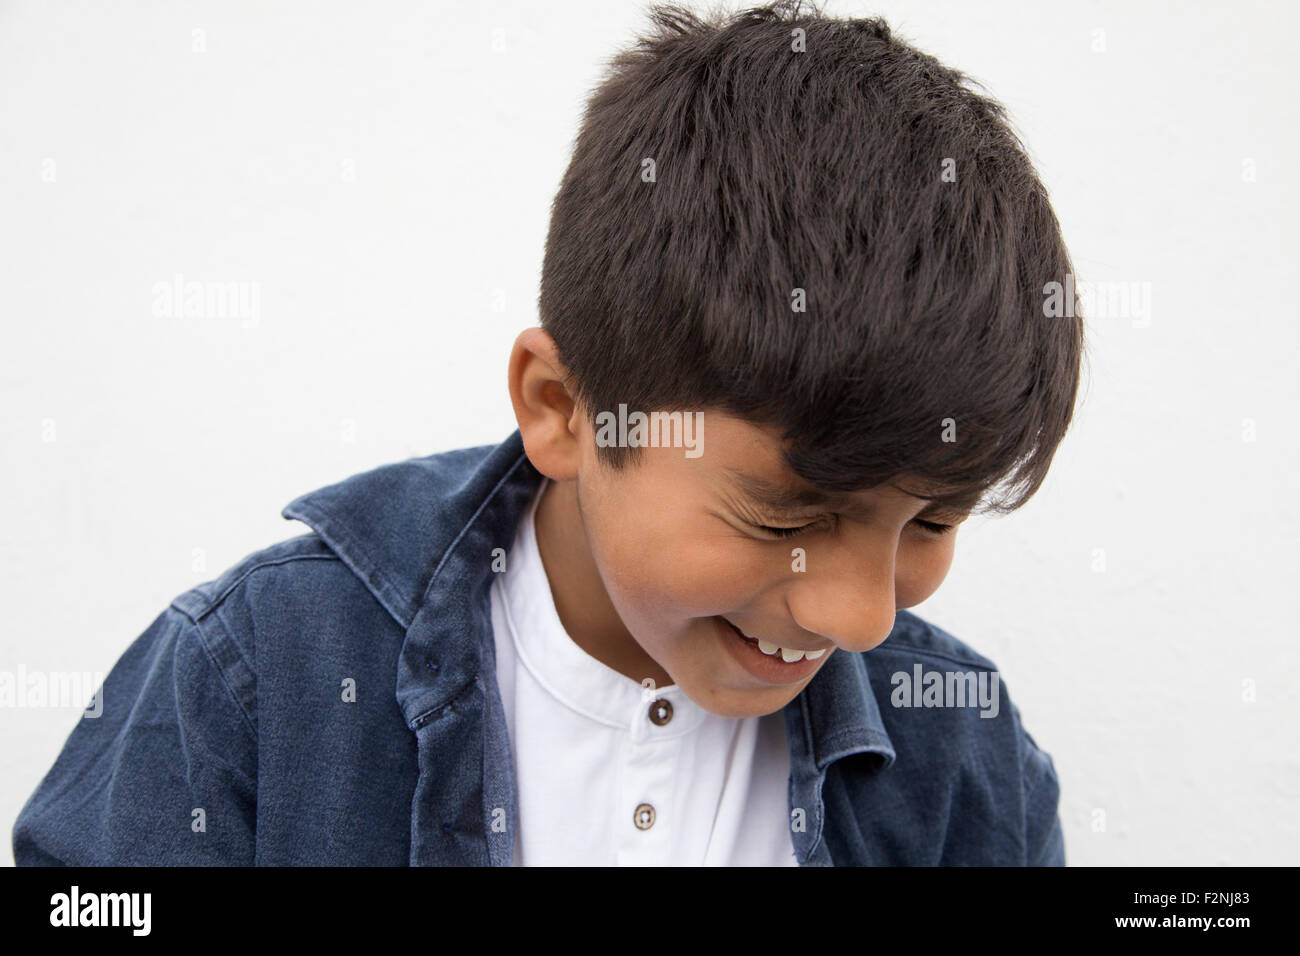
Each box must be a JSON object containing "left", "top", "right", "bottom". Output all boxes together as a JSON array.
[{"left": 507, "top": 327, "right": 585, "bottom": 481}]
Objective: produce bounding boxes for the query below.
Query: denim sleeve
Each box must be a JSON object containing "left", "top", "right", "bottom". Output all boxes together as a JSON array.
[
  {"left": 1019, "top": 722, "right": 1066, "bottom": 866},
  {"left": 11, "top": 604, "right": 257, "bottom": 865}
]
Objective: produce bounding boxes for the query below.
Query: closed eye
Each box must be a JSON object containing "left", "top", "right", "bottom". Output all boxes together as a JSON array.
[
  {"left": 756, "top": 523, "right": 816, "bottom": 539},
  {"left": 914, "top": 519, "right": 955, "bottom": 535},
  {"left": 757, "top": 518, "right": 955, "bottom": 539}
]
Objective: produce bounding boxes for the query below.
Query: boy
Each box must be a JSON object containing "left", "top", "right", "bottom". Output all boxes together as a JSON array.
[{"left": 13, "top": 1, "right": 1081, "bottom": 865}]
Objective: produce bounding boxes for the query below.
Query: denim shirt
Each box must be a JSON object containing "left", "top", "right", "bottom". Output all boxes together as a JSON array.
[{"left": 13, "top": 430, "right": 1065, "bottom": 866}]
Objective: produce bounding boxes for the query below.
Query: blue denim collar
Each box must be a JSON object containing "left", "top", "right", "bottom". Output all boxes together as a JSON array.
[{"left": 283, "top": 429, "right": 896, "bottom": 863}]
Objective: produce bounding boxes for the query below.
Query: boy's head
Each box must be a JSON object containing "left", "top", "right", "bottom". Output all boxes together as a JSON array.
[{"left": 509, "top": 1, "right": 1085, "bottom": 718}]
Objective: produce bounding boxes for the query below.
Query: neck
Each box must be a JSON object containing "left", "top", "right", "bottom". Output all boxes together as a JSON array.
[{"left": 532, "top": 476, "right": 673, "bottom": 688}]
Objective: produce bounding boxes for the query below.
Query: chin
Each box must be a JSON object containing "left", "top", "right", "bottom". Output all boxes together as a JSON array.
[{"left": 684, "top": 682, "right": 796, "bottom": 720}]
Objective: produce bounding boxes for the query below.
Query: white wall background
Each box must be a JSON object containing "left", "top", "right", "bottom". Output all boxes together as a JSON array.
[{"left": 2, "top": 0, "right": 1296, "bottom": 867}]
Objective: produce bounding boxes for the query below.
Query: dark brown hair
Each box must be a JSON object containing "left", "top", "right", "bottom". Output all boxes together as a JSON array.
[{"left": 538, "top": 0, "right": 1087, "bottom": 515}]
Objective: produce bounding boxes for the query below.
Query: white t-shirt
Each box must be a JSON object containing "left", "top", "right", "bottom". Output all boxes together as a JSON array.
[{"left": 489, "top": 477, "right": 798, "bottom": 866}]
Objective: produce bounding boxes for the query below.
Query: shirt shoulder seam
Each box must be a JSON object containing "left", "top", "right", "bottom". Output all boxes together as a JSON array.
[
  {"left": 171, "top": 550, "right": 343, "bottom": 624},
  {"left": 869, "top": 641, "right": 998, "bottom": 672}
]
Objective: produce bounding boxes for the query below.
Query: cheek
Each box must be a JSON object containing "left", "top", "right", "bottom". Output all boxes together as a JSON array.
[
  {"left": 896, "top": 537, "right": 957, "bottom": 607},
  {"left": 582, "top": 493, "right": 755, "bottom": 622},
  {"left": 603, "top": 526, "right": 754, "bottom": 620}
]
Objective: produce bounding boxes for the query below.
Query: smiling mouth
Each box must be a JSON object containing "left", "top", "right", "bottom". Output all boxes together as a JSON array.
[{"left": 721, "top": 618, "right": 828, "bottom": 664}]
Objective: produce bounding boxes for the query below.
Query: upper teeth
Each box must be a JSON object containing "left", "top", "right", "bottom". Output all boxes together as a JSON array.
[{"left": 754, "top": 639, "right": 826, "bottom": 663}]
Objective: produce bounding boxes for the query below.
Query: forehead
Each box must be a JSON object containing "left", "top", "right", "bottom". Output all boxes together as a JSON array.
[{"left": 707, "top": 416, "right": 977, "bottom": 514}]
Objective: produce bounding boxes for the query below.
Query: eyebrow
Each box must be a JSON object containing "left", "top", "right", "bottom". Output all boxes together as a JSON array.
[{"left": 723, "top": 466, "right": 978, "bottom": 518}]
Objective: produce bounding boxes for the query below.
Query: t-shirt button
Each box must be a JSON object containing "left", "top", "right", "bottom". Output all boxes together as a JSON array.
[
  {"left": 648, "top": 698, "right": 673, "bottom": 725},
  {"left": 633, "top": 803, "right": 656, "bottom": 830}
]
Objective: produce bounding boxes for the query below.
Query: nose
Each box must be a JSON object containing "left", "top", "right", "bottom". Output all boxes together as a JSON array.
[{"left": 786, "top": 537, "right": 898, "bottom": 653}]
